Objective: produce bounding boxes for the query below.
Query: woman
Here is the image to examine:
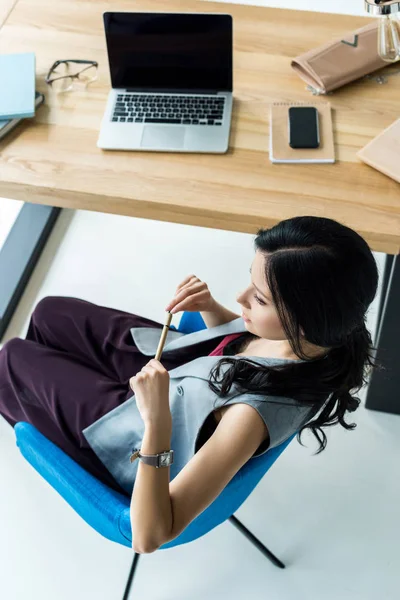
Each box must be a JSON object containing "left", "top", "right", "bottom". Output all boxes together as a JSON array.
[{"left": 0, "top": 216, "right": 381, "bottom": 551}]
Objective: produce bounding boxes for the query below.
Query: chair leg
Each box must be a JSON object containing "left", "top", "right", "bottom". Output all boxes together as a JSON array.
[
  {"left": 122, "top": 552, "right": 141, "bottom": 600},
  {"left": 121, "top": 522, "right": 283, "bottom": 599},
  {"left": 228, "top": 515, "right": 285, "bottom": 569}
]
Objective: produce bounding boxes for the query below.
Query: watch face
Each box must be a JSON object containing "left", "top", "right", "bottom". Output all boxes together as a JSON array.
[{"left": 160, "top": 454, "right": 172, "bottom": 466}]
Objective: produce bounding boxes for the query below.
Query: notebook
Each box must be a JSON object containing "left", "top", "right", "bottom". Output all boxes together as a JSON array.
[
  {"left": 357, "top": 118, "right": 400, "bottom": 183},
  {"left": 0, "top": 91, "right": 44, "bottom": 141},
  {"left": 0, "top": 52, "right": 36, "bottom": 120},
  {"left": 269, "top": 102, "right": 335, "bottom": 164}
]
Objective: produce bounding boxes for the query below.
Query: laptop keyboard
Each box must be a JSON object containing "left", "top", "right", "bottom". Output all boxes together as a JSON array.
[{"left": 112, "top": 94, "right": 225, "bottom": 125}]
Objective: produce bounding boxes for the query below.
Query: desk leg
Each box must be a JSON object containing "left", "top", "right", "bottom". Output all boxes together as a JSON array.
[
  {"left": 0, "top": 202, "right": 61, "bottom": 340},
  {"left": 365, "top": 254, "right": 400, "bottom": 415}
]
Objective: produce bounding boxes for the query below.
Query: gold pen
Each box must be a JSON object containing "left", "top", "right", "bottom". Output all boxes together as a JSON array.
[
  {"left": 154, "top": 310, "right": 173, "bottom": 361},
  {"left": 129, "top": 311, "right": 174, "bottom": 464}
]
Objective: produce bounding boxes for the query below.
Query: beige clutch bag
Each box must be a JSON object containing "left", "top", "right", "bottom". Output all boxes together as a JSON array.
[
  {"left": 357, "top": 118, "right": 400, "bottom": 183},
  {"left": 291, "top": 21, "right": 388, "bottom": 94}
]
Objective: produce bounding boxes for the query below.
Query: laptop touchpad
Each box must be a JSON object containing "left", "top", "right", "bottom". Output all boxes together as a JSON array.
[{"left": 141, "top": 126, "right": 185, "bottom": 149}]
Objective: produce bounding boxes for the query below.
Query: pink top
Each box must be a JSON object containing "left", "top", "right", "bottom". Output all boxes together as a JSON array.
[{"left": 208, "top": 333, "right": 244, "bottom": 356}]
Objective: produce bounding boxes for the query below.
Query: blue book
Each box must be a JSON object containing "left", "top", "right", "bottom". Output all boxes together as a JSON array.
[{"left": 0, "top": 52, "right": 36, "bottom": 120}]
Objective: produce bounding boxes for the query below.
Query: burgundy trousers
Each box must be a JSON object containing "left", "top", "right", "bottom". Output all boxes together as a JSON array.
[{"left": 0, "top": 297, "right": 216, "bottom": 496}]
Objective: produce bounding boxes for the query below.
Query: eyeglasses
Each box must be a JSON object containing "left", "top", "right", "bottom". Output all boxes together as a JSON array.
[{"left": 45, "top": 59, "right": 98, "bottom": 92}]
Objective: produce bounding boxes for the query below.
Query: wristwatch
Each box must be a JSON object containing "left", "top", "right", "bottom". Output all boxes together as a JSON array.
[{"left": 130, "top": 447, "right": 174, "bottom": 468}]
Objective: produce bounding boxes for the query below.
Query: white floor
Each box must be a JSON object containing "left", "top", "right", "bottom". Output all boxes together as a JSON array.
[{"left": 1, "top": 1, "right": 399, "bottom": 599}]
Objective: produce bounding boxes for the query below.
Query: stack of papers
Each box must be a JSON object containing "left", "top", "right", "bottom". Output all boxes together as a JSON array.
[{"left": 0, "top": 91, "right": 44, "bottom": 141}]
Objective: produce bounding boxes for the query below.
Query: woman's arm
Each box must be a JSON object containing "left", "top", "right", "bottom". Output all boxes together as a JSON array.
[
  {"left": 130, "top": 418, "right": 173, "bottom": 553},
  {"left": 164, "top": 403, "right": 268, "bottom": 545},
  {"left": 130, "top": 403, "right": 268, "bottom": 553},
  {"left": 200, "top": 298, "right": 241, "bottom": 328}
]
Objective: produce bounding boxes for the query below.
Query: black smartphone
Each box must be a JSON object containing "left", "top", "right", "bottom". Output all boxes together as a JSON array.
[{"left": 288, "top": 106, "right": 320, "bottom": 149}]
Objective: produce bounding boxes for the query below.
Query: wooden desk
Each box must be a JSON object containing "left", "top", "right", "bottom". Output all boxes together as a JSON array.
[
  {"left": 0, "top": 0, "right": 399, "bottom": 413},
  {"left": 0, "top": 0, "right": 17, "bottom": 29},
  {"left": 1, "top": 0, "right": 399, "bottom": 252}
]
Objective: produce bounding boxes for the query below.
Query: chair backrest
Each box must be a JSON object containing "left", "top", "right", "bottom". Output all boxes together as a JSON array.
[
  {"left": 170, "top": 310, "right": 207, "bottom": 333},
  {"left": 14, "top": 311, "right": 296, "bottom": 550}
]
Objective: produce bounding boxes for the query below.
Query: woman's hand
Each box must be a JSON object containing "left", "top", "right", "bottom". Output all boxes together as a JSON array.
[
  {"left": 129, "top": 359, "right": 171, "bottom": 427},
  {"left": 165, "top": 274, "right": 216, "bottom": 314}
]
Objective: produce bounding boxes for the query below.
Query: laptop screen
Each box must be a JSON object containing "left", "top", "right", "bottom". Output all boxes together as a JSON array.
[{"left": 103, "top": 12, "right": 232, "bottom": 92}]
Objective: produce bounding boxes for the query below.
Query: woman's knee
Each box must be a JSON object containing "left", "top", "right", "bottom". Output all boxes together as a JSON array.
[
  {"left": 0, "top": 339, "right": 41, "bottom": 410},
  {"left": 1, "top": 337, "right": 25, "bottom": 360},
  {"left": 32, "top": 296, "right": 63, "bottom": 327}
]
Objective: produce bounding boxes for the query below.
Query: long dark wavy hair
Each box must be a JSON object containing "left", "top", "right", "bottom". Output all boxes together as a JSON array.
[{"left": 208, "top": 216, "right": 384, "bottom": 454}]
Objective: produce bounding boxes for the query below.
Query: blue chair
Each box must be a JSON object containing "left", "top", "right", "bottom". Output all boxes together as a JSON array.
[{"left": 14, "top": 312, "right": 296, "bottom": 599}]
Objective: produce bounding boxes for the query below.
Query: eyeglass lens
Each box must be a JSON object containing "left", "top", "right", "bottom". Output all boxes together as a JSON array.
[{"left": 50, "top": 62, "right": 97, "bottom": 92}]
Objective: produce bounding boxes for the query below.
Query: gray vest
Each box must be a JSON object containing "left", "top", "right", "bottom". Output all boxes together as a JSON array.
[{"left": 82, "top": 317, "right": 314, "bottom": 495}]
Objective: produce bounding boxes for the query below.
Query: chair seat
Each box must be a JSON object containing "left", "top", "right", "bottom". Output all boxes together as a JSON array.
[{"left": 14, "top": 311, "right": 296, "bottom": 549}]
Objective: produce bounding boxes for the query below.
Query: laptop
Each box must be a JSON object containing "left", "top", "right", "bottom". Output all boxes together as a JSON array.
[{"left": 97, "top": 12, "right": 233, "bottom": 153}]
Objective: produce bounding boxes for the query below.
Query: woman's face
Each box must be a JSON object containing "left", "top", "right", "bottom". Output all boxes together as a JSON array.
[
  {"left": 236, "top": 251, "right": 330, "bottom": 359},
  {"left": 236, "top": 251, "right": 290, "bottom": 341}
]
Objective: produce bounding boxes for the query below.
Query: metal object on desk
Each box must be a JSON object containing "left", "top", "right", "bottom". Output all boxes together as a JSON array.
[
  {"left": 365, "top": 1, "right": 400, "bottom": 62},
  {"left": 365, "top": 0, "right": 400, "bottom": 15}
]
